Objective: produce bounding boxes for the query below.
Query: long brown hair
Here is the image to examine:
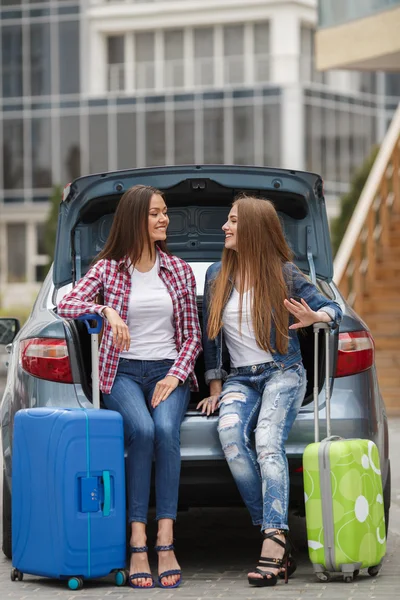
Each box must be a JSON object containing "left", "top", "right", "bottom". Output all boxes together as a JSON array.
[
  {"left": 207, "top": 195, "right": 293, "bottom": 354},
  {"left": 95, "top": 184, "right": 168, "bottom": 266}
]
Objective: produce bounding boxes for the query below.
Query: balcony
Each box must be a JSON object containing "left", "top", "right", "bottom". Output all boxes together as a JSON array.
[
  {"left": 319, "top": 0, "right": 400, "bottom": 28},
  {"left": 106, "top": 54, "right": 329, "bottom": 94},
  {"left": 316, "top": 0, "right": 400, "bottom": 71}
]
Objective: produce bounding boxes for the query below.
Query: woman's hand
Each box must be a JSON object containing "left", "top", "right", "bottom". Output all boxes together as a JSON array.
[
  {"left": 197, "top": 379, "right": 222, "bottom": 415},
  {"left": 103, "top": 307, "right": 130, "bottom": 351},
  {"left": 284, "top": 298, "right": 331, "bottom": 330},
  {"left": 151, "top": 375, "right": 180, "bottom": 408},
  {"left": 197, "top": 395, "right": 220, "bottom": 416}
]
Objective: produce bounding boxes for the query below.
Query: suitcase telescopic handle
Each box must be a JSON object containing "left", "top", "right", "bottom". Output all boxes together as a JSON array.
[
  {"left": 77, "top": 314, "right": 103, "bottom": 409},
  {"left": 313, "top": 322, "right": 331, "bottom": 443}
]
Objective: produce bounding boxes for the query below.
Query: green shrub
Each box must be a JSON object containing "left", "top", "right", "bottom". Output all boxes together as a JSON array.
[
  {"left": 0, "top": 306, "right": 31, "bottom": 326},
  {"left": 331, "top": 146, "right": 379, "bottom": 256}
]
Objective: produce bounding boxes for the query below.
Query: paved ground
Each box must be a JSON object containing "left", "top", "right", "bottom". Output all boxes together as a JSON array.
[{"left": 1, "top": 375, "right": 399, "bottom": 598}]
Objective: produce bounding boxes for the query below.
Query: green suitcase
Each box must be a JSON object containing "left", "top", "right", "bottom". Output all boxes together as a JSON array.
[{"left": 303, "top": 324, "right": 386, "bottom": 582}]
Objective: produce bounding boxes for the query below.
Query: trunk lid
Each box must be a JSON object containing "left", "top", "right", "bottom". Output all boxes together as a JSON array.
[{"left": 53, "top": 165, "right": 333, "bottom": 289}]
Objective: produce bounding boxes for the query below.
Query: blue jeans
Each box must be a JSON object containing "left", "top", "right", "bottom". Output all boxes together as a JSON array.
[
  {"left": 103, "top": 358, "right": 190, "bottom": 524},
  {"left": 218, "top": 361, "right": 306, "bottom": 531}
]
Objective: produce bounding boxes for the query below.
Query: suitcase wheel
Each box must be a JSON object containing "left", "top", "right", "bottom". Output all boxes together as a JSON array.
[
  {"left": 114, "top": 569, "right": 128, "bottom": 586},
  {"left": 10, "top": 568, "right": 23, "bottom": 582},
  {"left": 316, "top": 571, "right": 331, "bottom": 582},
  {"left": 368, "top": 565, "right": 381, "bottom": 577},
  {"left": 68, "top": 577, "right": 84, "bottom": 590}
]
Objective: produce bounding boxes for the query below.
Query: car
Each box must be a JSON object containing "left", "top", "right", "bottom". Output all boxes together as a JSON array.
[{"left": 1, "top": 165, "right": 391, "bottom": 560}]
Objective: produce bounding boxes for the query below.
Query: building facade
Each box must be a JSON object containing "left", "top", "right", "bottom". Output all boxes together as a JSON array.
[{"left": 0, "top": 0, "right": 399, "bottom": 307}]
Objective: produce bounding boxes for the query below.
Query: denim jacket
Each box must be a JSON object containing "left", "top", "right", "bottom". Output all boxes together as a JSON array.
[{"left": 202, "top": 261, "right": 343, "bottom": 385}]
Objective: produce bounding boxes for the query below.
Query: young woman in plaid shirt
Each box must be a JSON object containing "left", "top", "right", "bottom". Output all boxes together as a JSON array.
[{"left": 58, "top": 184, "right": 202, "bottom": 589}]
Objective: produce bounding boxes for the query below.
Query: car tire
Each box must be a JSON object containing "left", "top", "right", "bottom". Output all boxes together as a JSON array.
[
  {"left": 383, "top": 460, "right": 391, "bottom": 537},
  {"left": 2, "top": 467, "right": 12, "bottom": 559}
]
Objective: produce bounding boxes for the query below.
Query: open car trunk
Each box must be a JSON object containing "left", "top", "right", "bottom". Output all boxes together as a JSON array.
[
  {"left": 64, "top": 302, "right": 336, "bottom": 411},
  {"left": 55, "top": 165, "right": 337, "bottom": 407}
]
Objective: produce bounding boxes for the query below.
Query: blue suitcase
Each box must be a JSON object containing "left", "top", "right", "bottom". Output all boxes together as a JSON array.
[{"left": 11, "top": 315, "right": 127, "bottom": 590}]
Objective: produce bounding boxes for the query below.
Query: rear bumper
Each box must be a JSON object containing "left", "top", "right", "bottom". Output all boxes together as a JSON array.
[{"left": 180, "top": 370, "right": 389, "bottom": 503}]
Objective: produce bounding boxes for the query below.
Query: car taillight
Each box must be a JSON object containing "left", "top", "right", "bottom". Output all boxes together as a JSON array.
[
  {"left": 335, "top": 331, "right": 374, "bottom": 378},
  {"left": 20, "top": 338, "right": 73, "bottom": 383}
]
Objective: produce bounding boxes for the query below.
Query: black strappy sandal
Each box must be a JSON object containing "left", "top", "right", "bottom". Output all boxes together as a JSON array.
[
  {"left": 279, "top": 555, "right": 297, "bottom": 579},
  {"left": 128, "top": 545, "right": 155, "bottom": 589},
  {"left": 154, "top": 543, "right": 182, "bottom": 588},
  {"left": 248, "top": 529, "right": 290, "bottom": 587},
  {"left": 278, "top": 532, "right": 296, "bottom": 579}
]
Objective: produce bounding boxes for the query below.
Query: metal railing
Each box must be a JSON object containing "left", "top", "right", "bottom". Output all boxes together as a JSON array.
[
  {"left": 107, "top": 54, "right": 328, "bottom": 92},
  {"left": 333, "top": 102, "right": 400, "bottom": 312}
]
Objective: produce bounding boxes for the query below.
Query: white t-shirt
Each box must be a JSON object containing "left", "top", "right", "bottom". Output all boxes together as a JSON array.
[
  {"left": 222, "top": 288, "right": 273, "bottom": 368},
  {"left": 120, "top": 255, "right": 178, "bottom": 361}
]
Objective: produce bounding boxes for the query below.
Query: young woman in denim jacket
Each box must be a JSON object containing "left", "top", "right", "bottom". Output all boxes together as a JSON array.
[{"left": 198, "top": 195, "right": 342, "bottom": 587}]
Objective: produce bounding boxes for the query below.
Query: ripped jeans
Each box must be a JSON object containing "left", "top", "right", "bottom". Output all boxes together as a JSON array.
[{"left": 218, "top": 361, "right": 306, "bottom": 531}]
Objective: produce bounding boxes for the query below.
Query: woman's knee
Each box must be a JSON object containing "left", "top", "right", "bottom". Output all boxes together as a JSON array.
[
  {"left": 218, "top": 408, "right": 243, "bottom": 449},
  {"left": 154, "top": 419, "right": 178, "bottom": 446},
  {"left": 132, "top": 419, "right": 155, "bottom": 446}
]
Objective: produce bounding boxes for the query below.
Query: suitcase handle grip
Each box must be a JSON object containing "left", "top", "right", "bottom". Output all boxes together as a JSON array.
[
  {"left": 102, "top": 470, "right": 111, "bottom": 517},
  {"left": 77, "top": 313, "right": 103, "bottom": 334},
  {"left": 313, "top": 322, "right": 331, "bottom": 442},
  {"left": 77, "top": 314, "right": 102, "bottom": 409}
]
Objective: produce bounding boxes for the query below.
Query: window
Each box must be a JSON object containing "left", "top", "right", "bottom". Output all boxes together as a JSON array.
[
  {"left": 2, "top": 25, "right": 23, "bottom": 98},
  {"left": 223, "top": 25, "right": 244, "bottom": 85},
  {"left": 386, "top": 73, "right": 400, "bottom": 96},
  {"left": 58, "top": 20, "right": 80, "bottom": 94},
  {"left": 254, "top": 22, "right": 270, "bottom": 83},
  {"left": 107, "top": 36, "right": 125, "bottom": 92},
  {"left": 233, "top": 105, "right": 254, "bottom": 164},
  {"left": 60, "top": 116, "right": 81, "bottom": 186},
  {"left": 30, "top": 22, "right": 51, "bottom": 96},
  {"left": 32, "top": 118, "right": 52, "bottom": 189},
  {"left": 89, "top": 114, "right": 109, "bottom": 173},
  {"left": 7, "top": 224, "right": 26, "bottom": 283},
  {"left": 203, "top": 106, "right": 224, "bottom": 164},
  {"left": 194, "top": 28, "right": 214, "bottom": 87},
  {"left": 35, "top": 224, "right": 49, "bottom": 282},
  {"left": 174, "top": 109, "right": 195, "bottom": 164},
  {"left": 117, "top": 112, "right": 137, "bottom": 169},
  {"left": 304, "top": 95, "right": 377, "bottom": 187},
  {"left": 145, "top": 110, "right": 165, "bottom": 167},
  {"left": 359, "top": 72, "right": 377, "bottom": 94},
  {"left": 164, "top": 30, "right": 184, "bottom": 88},
  {"left": 3, "top": 120, "right": 24, "bottom": 190},
  {"left": 300, "top": 27, "right": 325, "bottom": 84},
  {"left": 263, "top": 104, "right": 280, "bottom": 167},
  {"left": 135, "top": 32, "right": 155, "bottom": 90}
]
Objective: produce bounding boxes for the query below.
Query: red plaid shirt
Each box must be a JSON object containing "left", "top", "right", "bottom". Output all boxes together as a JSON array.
[{"left": 58, "top": 248, "right": 202, "bottom": 394}]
